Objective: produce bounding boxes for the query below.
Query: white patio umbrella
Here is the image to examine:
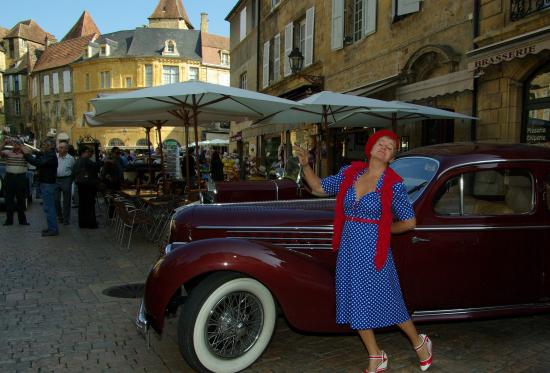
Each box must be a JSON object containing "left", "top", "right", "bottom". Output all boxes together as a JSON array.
[
  {"left": 251, "top": 91, "right": 413, "bottom": 172},
  {"left": 254, "top": 91, "right": 414, "bottom": 126},
  {"left": 329, "top": 101, "right": 477, "bottom": 130},
  {"left": 90, "top": 81, "right": 299, "bottom": 190}
]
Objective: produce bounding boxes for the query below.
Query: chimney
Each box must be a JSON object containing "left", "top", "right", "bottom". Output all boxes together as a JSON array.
[{"left": 200, "top": 12, "right": 208, "bottom": 33}]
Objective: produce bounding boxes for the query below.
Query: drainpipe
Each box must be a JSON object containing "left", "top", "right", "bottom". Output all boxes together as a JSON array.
[
  {"left": 255, "top": 0, "right": 261, "bottom": 92},
  {"left": 471, "top": 0, "right": 480, "bottom": 141},
  {"left": 255, "top": 0, "right": 261, "bottom": 165}
]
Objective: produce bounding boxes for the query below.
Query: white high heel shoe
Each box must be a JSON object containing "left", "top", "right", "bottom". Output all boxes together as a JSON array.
[
  {"left": 415, "top": 334, "right": 433, "bottom": 371},
  {"left": 364, "top": 351, "right": 388, "bottom": 373}
]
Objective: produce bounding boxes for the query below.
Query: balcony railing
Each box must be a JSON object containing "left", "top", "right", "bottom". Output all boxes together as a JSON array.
[{"left": 511, "top": 0, "right": 550, "bottom": 21}]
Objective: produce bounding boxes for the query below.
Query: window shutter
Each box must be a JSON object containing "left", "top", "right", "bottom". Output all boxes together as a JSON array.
[
  {"left": 43, "top": 76, "right": 50, "bottom": 95},
  {"left": 273, "top": 34, "right": 281, "bottom": 82},
  {"left": 240, "top": 7, "right": 247, "bottom": 41},
  {"left": 262, "top": 40, "right": 270, "bottom": 89},
  {"left": 396, "top": 0, "right": 421, "bottom": 16},
  {"left": 284, "top": 22, "right": 293, "bottom": 77},
  {"left": 32, "top": 77, "right": 37, "bottom": 97},
  {"left": 331, "top": 0, "right": 344, "bottom": 50},
  {"left": 63, "top": 70, "right": 71, "bottom": 92},
  {"left": 304, "top": 7, "right": 315, "bottom": 67},
  {"left": 8, "top": 75, "right": 13, "bottom": 92},
  {"left": 52, "top": 73, "right": 59, "bottom": 94},
  {"left": 363, "top": 0, "right": 377, "bottom": 37}
]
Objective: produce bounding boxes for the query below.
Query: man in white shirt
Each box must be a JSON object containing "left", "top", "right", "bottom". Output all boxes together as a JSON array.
[{"left": 55, "top": 141, "right": 75, "bottom": 225}]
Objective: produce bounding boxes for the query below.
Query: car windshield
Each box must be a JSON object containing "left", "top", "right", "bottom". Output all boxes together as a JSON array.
[{"left": 390, "top": 156, "right": 439, "bottom": 203}]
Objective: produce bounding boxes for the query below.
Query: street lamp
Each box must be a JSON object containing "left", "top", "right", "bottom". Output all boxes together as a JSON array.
[{"left": 287, "top": 47, "right": 324, "bottom": 86}]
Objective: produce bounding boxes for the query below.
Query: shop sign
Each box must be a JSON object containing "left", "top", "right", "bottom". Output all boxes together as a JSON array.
[
  {"left": 230, "top": 131, "right": 243, "bottom": 141},
  {"left": 469, "top": 37, "right": 550, "bottom": 71},
  {"left": 473, "top": 45, "right": 536, "bottom": 69}
]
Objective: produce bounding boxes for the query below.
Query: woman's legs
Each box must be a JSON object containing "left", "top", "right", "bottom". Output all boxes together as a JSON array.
[
  {"left": 397, "top": 319, "right": 430, "bottom": 361},
  {"left": 358, "top": 329, "right": 385, "bottom": 372}
]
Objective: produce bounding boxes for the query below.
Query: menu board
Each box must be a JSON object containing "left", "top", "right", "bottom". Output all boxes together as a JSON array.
[{"left": 164, "top": 146, "right": 182, "bottom": 180}]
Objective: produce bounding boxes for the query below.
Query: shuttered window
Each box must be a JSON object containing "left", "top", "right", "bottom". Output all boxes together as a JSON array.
[
  {"left": 364, "top": 0, "right": 377, "bottom": 37},
  {"left": 273, "top": 34, "right": 281, "bottom": 83},
  {"left": 239, "top": 7, "right": 247, "bottom": 41},
  {"left": 394, "top": 0, "right": 421, "bottom": 18},
  {"left": 52, "top": 73, "right": 59, "bottom": 94},
  {"left": 332, "top": 0, "right": 344, "bottom": 50},
  {"left": 304, "top": 7, "right": 315, "bottom": 67},
  {"left": 262, "top": 40, "right": 270, "bottom": 89},
  {"left": 43, "top": 75, "right": 50, "bottom": 96},
  {"left": 63, "top": 70, "right": 71, "bottom": 93},
  {"left": 284, "top": 22, "right": 293, "bottom": 77}
]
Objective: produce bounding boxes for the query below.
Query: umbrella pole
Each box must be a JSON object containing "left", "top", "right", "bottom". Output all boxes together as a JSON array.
[
  {"left": 145, "top": 127, "right": 153, "bottom": 183},
  {"left": 392, "top": 113, "right": 397, "bottom": 132},
  {"left": 156, "top": 123, "right": 165, "bottom": 184},
  {"left": 192, "top": 97, "right": 201, "bottom": 188},
  {"left": 183, "top": 109, "right": 191, "bottom": 194}
]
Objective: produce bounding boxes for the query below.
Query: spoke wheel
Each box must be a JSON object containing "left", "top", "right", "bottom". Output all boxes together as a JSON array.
[
  {"left": 206, "top": 291, "right": 264, "bottom": 359},
  {"left": 178, "top": 272, "right": 276, "bottom": 373}
]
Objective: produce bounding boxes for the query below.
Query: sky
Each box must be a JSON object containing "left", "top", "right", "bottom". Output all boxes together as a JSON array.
[{"left": 0, "top": 0, "right": 235, "bottom": 40}]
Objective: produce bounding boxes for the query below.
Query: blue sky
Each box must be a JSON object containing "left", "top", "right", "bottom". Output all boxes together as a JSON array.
[{"left": 1, "top": 0, "right": 234, "bottom": 40}]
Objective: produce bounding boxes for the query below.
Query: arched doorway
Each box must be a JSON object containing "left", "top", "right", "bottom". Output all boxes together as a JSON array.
[{"left": 523, "top": 63, "right": 550, "bottom": 145}]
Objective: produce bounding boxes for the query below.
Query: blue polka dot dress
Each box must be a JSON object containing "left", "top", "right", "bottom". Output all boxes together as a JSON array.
[{"left": 321, "top": 166, "right": 415, "bottom": 330}]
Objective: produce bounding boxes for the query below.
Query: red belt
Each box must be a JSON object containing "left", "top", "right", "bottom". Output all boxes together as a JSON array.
[{"left": 345, "top": 216, "right": 379, "bottom": 224}]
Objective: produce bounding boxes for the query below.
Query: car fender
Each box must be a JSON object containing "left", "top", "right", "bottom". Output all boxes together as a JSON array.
[{"left": 144, "top": 238, "right": 347, "bottom": 334}]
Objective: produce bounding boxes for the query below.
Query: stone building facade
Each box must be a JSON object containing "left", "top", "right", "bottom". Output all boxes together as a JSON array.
[
  {"left": 69, "top": 0, "right": 230, "bottom": 150},
  {"left": 228, "top": 0, "right": 477, "bottom": 176},
  {"left": 468, "top": 0, "right": 550, "bottom": 145},
  {"left": 0, "top": 27, "right": 8, "bottom": 126},
  {"left": 228, "top": 0, "right": 550, "bottom": 177},
  {"left": 1, "top": 20, "right": 53, "bottom": 135},
  {"left": 29, "top": 11, "right": 100, "bottom": 142}
]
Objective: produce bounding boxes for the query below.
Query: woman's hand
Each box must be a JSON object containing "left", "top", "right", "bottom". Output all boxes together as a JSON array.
[{"left": 292, "top": 143, "right": 309, "bottom": 167}]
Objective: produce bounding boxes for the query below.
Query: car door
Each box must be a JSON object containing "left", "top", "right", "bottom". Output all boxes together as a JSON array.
[
  {"left": 542, "top": 166, "right": 550, "bottom": 302},
  {"left": 395, "top": 163, "right": 542, "bottom": 311}
]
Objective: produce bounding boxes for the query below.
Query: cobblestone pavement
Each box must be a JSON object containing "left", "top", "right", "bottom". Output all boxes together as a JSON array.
[{"left": 2, "top": 203, "right": 550, "bottom": 372}]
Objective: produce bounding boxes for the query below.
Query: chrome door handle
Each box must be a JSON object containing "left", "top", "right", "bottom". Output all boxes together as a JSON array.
[{"left": 411, "top": 236, "right": 431, "bottom": 244}]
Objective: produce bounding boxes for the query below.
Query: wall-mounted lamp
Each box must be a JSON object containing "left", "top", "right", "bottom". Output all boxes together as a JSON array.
[{"left": 288, "top": 47, "right": 324, "bottom": 86}]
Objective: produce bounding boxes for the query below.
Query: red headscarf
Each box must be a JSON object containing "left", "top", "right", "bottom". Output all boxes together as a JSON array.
[{"left": 332, "top": 130, "right": 402, "bottom": 271}]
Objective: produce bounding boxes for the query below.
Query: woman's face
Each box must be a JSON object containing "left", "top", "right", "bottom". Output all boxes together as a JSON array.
[{"left": 369, "top": 136, "right": 397, "bottom": 163}]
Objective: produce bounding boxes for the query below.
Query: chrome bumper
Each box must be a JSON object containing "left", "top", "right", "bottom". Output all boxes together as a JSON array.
[{"left": 135, "top": 299, "right": 151, "bottom": 348}]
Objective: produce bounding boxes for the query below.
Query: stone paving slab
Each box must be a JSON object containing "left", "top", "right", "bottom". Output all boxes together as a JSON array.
[{"left": 2, "top": 203, "right": 550, "bottom": 372}]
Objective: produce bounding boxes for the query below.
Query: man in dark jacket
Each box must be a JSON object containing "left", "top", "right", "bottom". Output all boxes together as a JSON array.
[{"left": 23, "top": 138, "right": 59, "bottom": 236}]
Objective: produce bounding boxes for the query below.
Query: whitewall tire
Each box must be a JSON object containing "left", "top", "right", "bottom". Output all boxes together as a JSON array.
[{"left": 178, "top": 272, "right": 277, "bottom": 373}]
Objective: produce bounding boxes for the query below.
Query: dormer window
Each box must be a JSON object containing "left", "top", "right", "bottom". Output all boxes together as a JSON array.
[
  {"left": 100, "top": 44, "right": 110, "bottom": 57},
  {"left": 163, "top": 40, "right": 179, "bottom": 56},
  {"left": 220, "top": 51, "right": 230, "bottom": 66}
]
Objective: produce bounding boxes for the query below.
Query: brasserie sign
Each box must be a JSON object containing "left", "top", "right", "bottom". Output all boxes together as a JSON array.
[{"left": 469, "top": 38, "right": 550, "bottom": 71}]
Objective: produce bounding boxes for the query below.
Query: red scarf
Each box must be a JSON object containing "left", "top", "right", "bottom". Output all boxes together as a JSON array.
[{"left": 331, "top": 130, "right": 402, "bottom": 271}]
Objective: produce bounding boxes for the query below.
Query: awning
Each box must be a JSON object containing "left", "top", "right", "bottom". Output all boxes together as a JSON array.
[
  {"left": 467, "top": 25, "right": 550, "bottom": 72},
  {"left": 395, "top": 70, "right": 473, "bottom": 101},
  {"left": 345, "top": 74, "right": 402, "bottom": 96}
]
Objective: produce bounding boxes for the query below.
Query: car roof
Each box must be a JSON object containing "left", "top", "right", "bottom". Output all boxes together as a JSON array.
[{"left": 397, "top": 142, "right": 550, "bottom": 167}]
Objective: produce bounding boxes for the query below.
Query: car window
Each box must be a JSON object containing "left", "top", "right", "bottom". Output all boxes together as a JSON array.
[
  {"left": 433, "top": 169, "right": 534, "bottom": 216},
  {"left": 390, "top": 157, "right": 439, "bottom": 203}
]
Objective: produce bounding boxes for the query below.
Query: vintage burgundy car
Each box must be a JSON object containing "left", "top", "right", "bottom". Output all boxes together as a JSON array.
[{"left": 137, "top": 143, "right": 550, "bottom": 373}]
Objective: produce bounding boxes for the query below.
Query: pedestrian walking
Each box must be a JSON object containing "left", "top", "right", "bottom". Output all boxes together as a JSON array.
[
  {"left": 0, "top": 138, "right": 30, "bottom": 226},
  {"left": 22, "top": 138, "right": 59, "bottom": 236},
  {"left": 293, "top": 130, "right": 433, "bottom": 373},
  {"left": 73, "top": 147, "right": 100, "bottom": 228},
  {"left": 55, "top": 141, "right": 75, "bottom": 225}
]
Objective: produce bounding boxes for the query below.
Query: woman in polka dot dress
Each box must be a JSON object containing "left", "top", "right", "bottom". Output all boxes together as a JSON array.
[{"left": 293, "top": 130, "right": 433, "bottom": 373}]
